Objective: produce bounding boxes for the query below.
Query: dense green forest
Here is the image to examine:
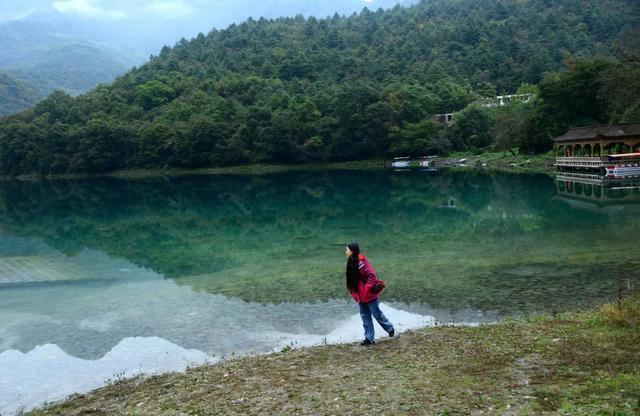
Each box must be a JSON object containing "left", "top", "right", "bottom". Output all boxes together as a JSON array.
[{"left": 0, "top": 0, "right": 639, "bottom": 175}]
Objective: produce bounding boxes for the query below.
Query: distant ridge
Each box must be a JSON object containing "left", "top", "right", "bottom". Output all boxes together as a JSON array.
[
  {"left": 0, "top": 71, "right": 40, "bottom": 116},
  {"left": 0, "top": 11, "right": 134, "bottom": 114}
]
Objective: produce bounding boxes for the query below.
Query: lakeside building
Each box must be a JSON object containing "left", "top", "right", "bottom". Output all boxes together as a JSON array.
[
  {"left": 431, "top": 113, "right": 455, "bottom": 125},
  {"left": 553, "top": 123, "right": 640, "bottom": 177},
  {"left": 431, "top": 93, "right": 535, "bottom": 125},
  {"left": 478, "top": 93, "right": 534, "bottom": 108}
]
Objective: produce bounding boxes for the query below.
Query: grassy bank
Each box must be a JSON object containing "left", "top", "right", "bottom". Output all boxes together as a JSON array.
[
  {"left": 30, "top": 296, "right": 640, "bottom": 415},
  {"left": 448, "top": 150, "right": 556, "bottom": 174}
]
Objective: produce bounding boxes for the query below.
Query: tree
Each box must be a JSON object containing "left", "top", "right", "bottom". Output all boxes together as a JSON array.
[
  {"left": 135, "top": 80, "right": 175, "bottom": 111},
  {"left": 71, "top": 119, "right": 129, "bottom": 172},
  {"left": 536, "top": 58, "right": 611, "bottom": 134},
  {"left": 389, "top": 119, "right": 446, "bottom": 156},
  {"left": 523, "top": 58, "right": 613, "bottom": 153},
  {"left": 449, "top": 106, "right": 492, "bottom": 150},
  {"left": 33, "top": 90, "right": 74, "bottom": 123},
  {"left": 490, "top": 109, "right": 531, "bottom": 151}
]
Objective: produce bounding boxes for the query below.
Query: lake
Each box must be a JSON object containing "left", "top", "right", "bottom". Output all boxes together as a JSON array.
[{"left": 0, "top": 169, "right": 638, "bottom": 414}]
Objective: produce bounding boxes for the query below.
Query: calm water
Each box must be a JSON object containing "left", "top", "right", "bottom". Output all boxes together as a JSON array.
[{"left": 0, "top": 169, "right": 638, "bottom": 414}]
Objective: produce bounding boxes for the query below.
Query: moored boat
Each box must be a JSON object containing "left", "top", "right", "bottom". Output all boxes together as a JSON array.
[
  {"left": 391, "top": 157, "right": 411, "bottom": 168},
  {"left": 605, "top": 153, "right": 640, "bottom": 178},
  {"left": 418, "top": 156, "right": 438, "bottom": 167}
]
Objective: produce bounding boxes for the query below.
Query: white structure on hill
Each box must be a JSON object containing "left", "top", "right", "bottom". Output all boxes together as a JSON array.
[{"left": 479, "top": 93, "right": 534, "bottom": 108}]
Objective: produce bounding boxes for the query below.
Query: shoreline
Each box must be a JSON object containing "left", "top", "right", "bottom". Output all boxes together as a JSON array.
[
  {"left": 0, "top": 152, "right": 555, "bottom": 181},
  {"left": 27, "top": 296, "right": 640, "bottom": 415},
  {"left": 0, "top": 160, "right": 387, "bottom": 181}
]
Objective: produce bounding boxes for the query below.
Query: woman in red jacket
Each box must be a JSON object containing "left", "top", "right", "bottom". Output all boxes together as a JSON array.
[{"left": 345, "top": 243, "right": 395, "bottom": 345}]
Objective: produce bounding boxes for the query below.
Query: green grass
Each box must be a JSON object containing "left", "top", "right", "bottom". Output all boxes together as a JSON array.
[
  {"left": 447, "top": 149, "right": 556, "bottom": 174},
  {"left": 29, "top": 295, "right": 640, "bottom": 415}
]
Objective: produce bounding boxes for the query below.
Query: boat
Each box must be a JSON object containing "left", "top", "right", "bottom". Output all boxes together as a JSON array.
[
  {"left": 604, "top": 153, "right": 640, "bottom": 178},
  {"left": 605, "top": 164, "right": 640, "bottom": 178},
  {"left": 391, "top": 157, "right": 411, "bottom": 168},
  {"left": 418, "top": 156, "right": 438, "bottom": 167}
]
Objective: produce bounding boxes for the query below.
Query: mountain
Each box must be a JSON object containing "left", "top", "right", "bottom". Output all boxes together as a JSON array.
[
  {"left": 0, "top": 0, "right": 638, "bottom": 174},
  {"left": 6, "top": 43, "right": 130, "bottom": 97},
  {"left": 0, "top": 11, "right": 133, "bottom": 112},
  {"left": 0, "top": 71, "right": 40, "bottom": 116},
  {"left": 0, "top": 1, "right": 416, "bottom": 114},
  {"left": 0, "top": 12, "right": 130, "bottom": 66},
  {"left": 1, "top": 2, "right": 421, "bottom": 65}
]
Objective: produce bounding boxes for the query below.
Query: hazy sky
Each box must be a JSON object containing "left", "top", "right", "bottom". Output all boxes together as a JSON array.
[{"left": 0, "top": 0, "right": 387, "bottom": 22}]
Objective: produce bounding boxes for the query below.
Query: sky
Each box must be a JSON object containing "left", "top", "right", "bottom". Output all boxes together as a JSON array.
[
  {"left": 0, "top": 1, "right": 195, "bottom": 21},
  {"left": 0, "top": 0, "right": 390, "bottom": 23}
]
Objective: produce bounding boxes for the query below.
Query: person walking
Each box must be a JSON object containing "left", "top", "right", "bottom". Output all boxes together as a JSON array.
[{"left": 345, "top": 242, "right": 395, "bottom": 345}]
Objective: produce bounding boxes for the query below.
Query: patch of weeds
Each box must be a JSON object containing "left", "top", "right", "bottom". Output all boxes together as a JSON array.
[{"left": 598, "top": 295, "right": 640, "bottom": 328}]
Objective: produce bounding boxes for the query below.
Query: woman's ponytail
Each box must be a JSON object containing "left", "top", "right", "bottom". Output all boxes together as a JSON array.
[{"left": 346, "top": 242, "right": 361, "bottom": 292}]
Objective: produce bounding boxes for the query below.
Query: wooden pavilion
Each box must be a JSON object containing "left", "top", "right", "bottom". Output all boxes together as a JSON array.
[{"left": 554, "top": 123, "right": 640, "bottom": 173}]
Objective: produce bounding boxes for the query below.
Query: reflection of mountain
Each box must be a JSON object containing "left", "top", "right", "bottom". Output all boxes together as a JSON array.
[
  {"left": 0, "top": 237, "right": 349, "bottom": 358},
  {"left": 0, "top": 171, "right": 637, "bottom": 310},
  {"left": 0, "top": 337, "right": 212, "bottom": 416},
  {"left": 0, "top": 236, "right": 158, "bottom": 285}
]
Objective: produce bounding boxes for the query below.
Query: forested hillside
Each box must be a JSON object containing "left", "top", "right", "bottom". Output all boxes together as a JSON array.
[
  {"left": 6, "top": 43, "right": 130, "bottom": 97},
  {"left": 1, "top": 0, "right": 639, "bottom": 175},
  {"left": 0, "top": 15, "right": 133, "bottom": 115},
  {"left": 0, "top": 1, "right": 417, "bottom": 115},
  {"left": 0, "top": 71, "right": 40, "bottom": 116}
]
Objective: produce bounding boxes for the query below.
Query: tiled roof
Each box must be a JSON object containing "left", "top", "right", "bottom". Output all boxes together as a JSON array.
[{"left": 554, "top": 123, "right": 640, "bottom": 142}]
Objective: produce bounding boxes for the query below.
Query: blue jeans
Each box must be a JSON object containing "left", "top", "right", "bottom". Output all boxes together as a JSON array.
[{"left": 359, "top": 299, "right": 394, "bottom": 342}]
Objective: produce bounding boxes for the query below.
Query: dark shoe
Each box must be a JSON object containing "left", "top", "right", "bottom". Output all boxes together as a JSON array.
[
  {"left": 389, "top": 328, "right": 395, "bottom": 338},
  {"left": 360, "top": 339, "right": 375, "bottom": 346}
]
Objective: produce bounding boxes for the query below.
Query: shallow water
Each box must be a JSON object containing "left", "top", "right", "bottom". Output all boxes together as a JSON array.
[{"left": 0, "top": 169, "right": 638, "bottom": 414}]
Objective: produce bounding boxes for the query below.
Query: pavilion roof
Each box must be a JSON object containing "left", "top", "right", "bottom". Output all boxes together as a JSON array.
[{"left": 554, "top": 123, "right": 640, "bottom": 142}]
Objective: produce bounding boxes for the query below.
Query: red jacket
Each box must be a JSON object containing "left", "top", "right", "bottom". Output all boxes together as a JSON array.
[{"left": 348, "top": 254, "right": 379, "bottom": 304}]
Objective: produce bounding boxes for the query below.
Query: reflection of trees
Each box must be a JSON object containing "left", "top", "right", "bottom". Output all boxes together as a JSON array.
[{"left": 0, "top": 171, "right": 637, "bottom": 312}]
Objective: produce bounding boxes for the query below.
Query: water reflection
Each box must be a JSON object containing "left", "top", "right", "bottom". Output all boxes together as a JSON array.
[
  {"left": 0, "top": 170, "right": 638, "bottom": 311},
  {"left": 555, "top": 172, "right": 640, "bottom": 213},
  {"left": 1, "top": 337, "right": 212, "bottom": 416}
]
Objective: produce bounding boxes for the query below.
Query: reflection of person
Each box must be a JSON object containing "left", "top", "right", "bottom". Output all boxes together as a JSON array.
[{"left": 345, "top": 243, "right": 395, "bottom": 345}]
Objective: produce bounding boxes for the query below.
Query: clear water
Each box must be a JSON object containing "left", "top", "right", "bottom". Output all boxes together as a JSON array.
[{"left": 0, "top": 169, "right": 638, "bottom": 414}]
